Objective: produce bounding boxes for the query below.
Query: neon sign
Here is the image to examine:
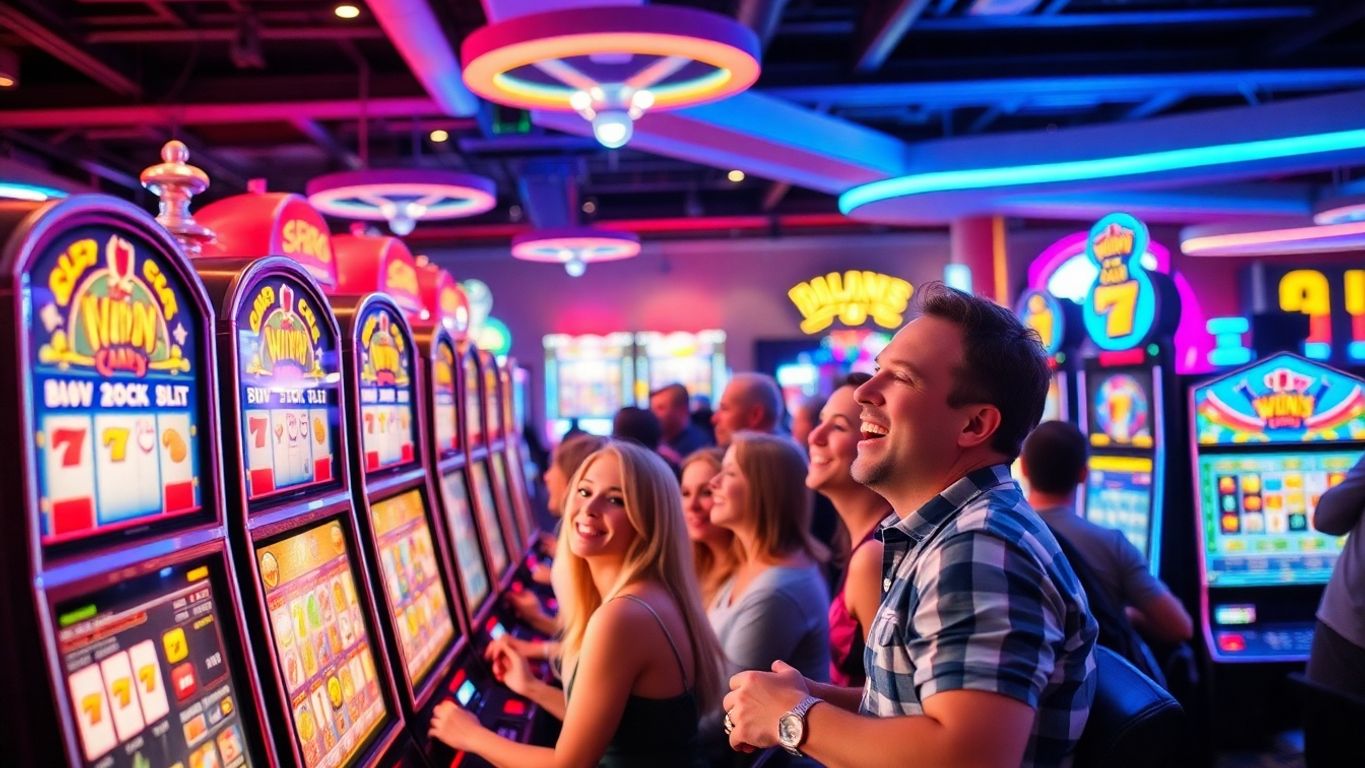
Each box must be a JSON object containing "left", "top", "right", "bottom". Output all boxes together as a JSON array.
[
  {"left": 1015, "top": 289, "right": 1066, "bottom": 355},
  {"left": 1082, "top": 213, "right": 1167, "bottom": 351},
  {"left": 1268, "top": 268, "right": 1365, "bottom": 362},
  {"left": 1193, "top": 352, "right": 1365, "bottom": 445},
  {"left": 787, "top": 270, "right": 913, "bottom": 335}
]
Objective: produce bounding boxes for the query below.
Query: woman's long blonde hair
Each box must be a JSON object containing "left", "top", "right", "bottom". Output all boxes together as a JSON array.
[
  {"left": 680, "top": 447, "right": 740, "bottom": 607},
  {"left": 555, "top": 441, "right": 725, "bottom": 714},
  {"left": 730, "top": 432, "right": 829, "bottom": 563}
]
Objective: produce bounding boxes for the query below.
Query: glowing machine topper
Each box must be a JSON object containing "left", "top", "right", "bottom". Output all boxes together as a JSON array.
[
  {"left": 1193, "top": 352, "right": 1365, "bottom": 445},
  {"left": 788, "top": 270, "right": 914, "bottom": 335},
  {"left": 1082, "top": 213, "right": 1165, "bottom": 351},
  {"left": 357, "top": 302, "right": 417, "bottom": 472},
  {"left": 1016, "top": 289, "right": 1068, "bottom": 356},
  {"left": 31, "top": 226, "right": 203, "bottom": 544}
]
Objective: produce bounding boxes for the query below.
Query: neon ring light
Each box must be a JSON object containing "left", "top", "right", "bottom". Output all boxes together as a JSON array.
[
  {"left": 461, "top": 5, "right": 761, "bottom": 149},
  {"left": 511, "top": 227, "right": 641, "bottom": 277},
  {"left": 306, "top": 169, "right": 497, "bottom": 236}
]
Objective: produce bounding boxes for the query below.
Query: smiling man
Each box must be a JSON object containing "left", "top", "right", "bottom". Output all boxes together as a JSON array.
[{"left": 723, "top": 283, "right": 1098, "bottom": 768}]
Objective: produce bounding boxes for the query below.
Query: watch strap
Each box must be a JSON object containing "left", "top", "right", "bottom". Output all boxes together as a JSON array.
[{"left": 781, "top": 695, "right": 823, "bottom": 756}]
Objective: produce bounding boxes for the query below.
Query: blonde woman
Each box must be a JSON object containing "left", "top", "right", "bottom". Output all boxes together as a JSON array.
[
  {"left": 680, "top": 448, "right": 739, "bottom": 608},
  {"left": 709, "top": 432, "right": 830, "bottom": 682},
  {"left": 430, "top": 441, "right": 723, "bottom": 767}
]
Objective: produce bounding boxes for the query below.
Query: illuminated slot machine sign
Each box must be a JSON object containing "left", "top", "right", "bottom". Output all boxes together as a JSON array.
[
  {"left": 463, "top": 347, "right": 486, "bottom": 450},
  {"left": 543, "top": 332, "right": 636, "bottom": 438},
  {"left": 432, "top": 339, "right": 461, "bottom": 458},
  {"left": 438, "top": 470, "right": 493, "bottom": 619},
  {"left": 235, "top": 278, "right": 339, "bottom": 501},
  {"left": 1254, "top": 266, "right": 1365, "bottom": 364},
  {"left": 356, "top": 303, "right": 417, "bottom": 472},
  {"left": 256, "top": 520, "right": 387, "bottom": 766},
  {"left": 636, "top": 330, "right": 727, "bottom": 406},
  {"left": 1190, "top": 352, "right": 1365, "bottom": 661},
  {"left": 34, "top": 228, "right": 202, "bottom": 542},
  {"left": 58, "top": 564, "right": 253, "bottom": 768}
]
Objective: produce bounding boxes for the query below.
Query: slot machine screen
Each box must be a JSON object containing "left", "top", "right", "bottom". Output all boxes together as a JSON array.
[
  {"left": 356, "top": 303, "right": 417, "bottom": 472},
  {"left": 432, "top": 340, "right": 459, "bottom": 458},
  {"left": 369, "top": 489, "right": 457, "bottom": 688},
  {"left": 1085, "top": 455, "right": 1154, "bottom": 558},
  {"left": 1085, "top": 367, "right": 1155, "bottom": 449},
  {"left": 469, "top": 462, "right": 511, "bottom": 578},
  {"left": 489, "top": 454, "right": 522, "bottom": 544},
  {"left": 235, "top": 277, "right": 342, "bottom": 503},
  {"left": 255, "top": 520, "right": 388, "bottom": 767},
  {"left": 464, "top": 354, "right": 483, "bottom": 447},
  {"left": 30, "top": 226, "right": 208, "bottom": 546},
  {"left": 484, "top": 364, "right": 503, "bottom": 437},
  {"left": 1197, "top": 451, "right": 1354, "bottom": 587},
  {"left": 55, "top": 561, "right": 256, "bottom": 768},
  {"left": 438, "top": 472, "right": 491, "bottom": 613}
]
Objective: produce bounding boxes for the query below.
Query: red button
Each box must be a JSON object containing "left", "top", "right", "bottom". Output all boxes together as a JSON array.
[
  {"left": 502, "top": 699, "right": 527, "bottom": 716},
  {"left": 1217, "top": 633, "right": 1247, "bottom": 653},
  {"left": 171, "top": 662, "right": 198, "bottom": 701}
]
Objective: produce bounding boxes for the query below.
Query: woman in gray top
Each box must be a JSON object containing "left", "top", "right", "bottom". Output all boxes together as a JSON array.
[{"left": 1308, "top": 454, "right": 1365, "bottom": 695}]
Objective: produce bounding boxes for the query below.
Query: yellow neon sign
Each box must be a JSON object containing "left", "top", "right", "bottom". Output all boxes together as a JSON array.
[{"left": 787, "top": 271, "right": 914, "bottom": 335}]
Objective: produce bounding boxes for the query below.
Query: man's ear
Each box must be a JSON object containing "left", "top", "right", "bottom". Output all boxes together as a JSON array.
[{"left": 958, "top": 404, "right": 1002, "bottom": 450}]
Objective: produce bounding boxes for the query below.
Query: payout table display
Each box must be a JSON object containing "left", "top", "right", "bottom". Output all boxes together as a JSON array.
[
  {"left": 256, "top": 520, "right": 386, "bottom": 768},
  {"left": 369, "top": 489, "right": 456, "bottom": 687},
  {"left": 357, "top": 305, "right": 416, "bottom": 471},
  {"left": 235, "top": 279, "right": 339, "bottom": 500},
  {"left": 438, "top": 471, "right": 491, "bottom": 615},
  {"left": 31, "top": 228, "right": 203, "bottom": 544},
  {"left": 57, "top": 562, "right": 253, "bottom": 768}
]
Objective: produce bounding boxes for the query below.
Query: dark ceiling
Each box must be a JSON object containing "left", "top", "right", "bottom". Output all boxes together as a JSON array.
[{"left": 2, "top": 0, "right": 1364, "bottom": 240}]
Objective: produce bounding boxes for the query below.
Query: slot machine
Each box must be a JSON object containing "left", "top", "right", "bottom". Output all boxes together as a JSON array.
[
  {"left": 483, "top": 350, "right": 535, "bottom": 557},
  {"left": 500, "top": 359, "right": 542, "bottom": 554},
  {"left": 168, "top": 162, "right": 411, "bottom": 765},
  {"left": 1013, "top": 288, "right": 1083, "bottom": 495},
  {"left": 543, "top": 332, "right": 636, "bottom": 438},
  {"left": 320, "top": 232, "right": 479, "bottom": 760},
  {"left": 0, "top": 194, "right": 273, "bottom": 766},
  {"left": 1075, "top": 214, "right": 1183, "bottom": 577},
  {"left": 463, "top": 342, "right": 521, "bottom": 593},
  {"left": 634, "top": 330, "right": 727, "bottom": 410}
]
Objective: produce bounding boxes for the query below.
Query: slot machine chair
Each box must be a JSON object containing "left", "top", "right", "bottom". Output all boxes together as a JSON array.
[
  {"left": 1289, "top": 671, "right": 1365, "bottom": 768},
  {"left": 1075, "top": 646, "right": 1185, "bottom": 768}
]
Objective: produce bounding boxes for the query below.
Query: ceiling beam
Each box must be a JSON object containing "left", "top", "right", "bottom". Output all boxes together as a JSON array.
[
  {"left": 916, "top": 6, "right": 1314, "bottom": 30},
  {"left": 0, "top": 2, "right": 141, "bottom": 96},
  {"left": 1268, "top": 1, "right": 1365, "bottom": 59},
  {"left": 86, "top": 27, "right": 386, "bottom": 44},
  {"left": 854, "top": 0, "right": 933, "bottom": 73},
  {"left": 0, "top": 97, "right": 444, "bottom": 128},
  {"left": 1, "top": 130, "right": 142, "bottom": 191},
  {"left": 290, "top": 119, "right": 362, "bottom": 170}
]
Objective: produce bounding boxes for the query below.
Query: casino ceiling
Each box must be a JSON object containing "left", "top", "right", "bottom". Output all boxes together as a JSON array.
[{"left": 2, "top": 0, "right": 1364, "bottom": 243}]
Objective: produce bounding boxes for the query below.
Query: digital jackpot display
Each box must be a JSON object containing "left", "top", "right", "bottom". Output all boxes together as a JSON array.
[
  {"left": 432, "top": 339, "right": 459, "bottom": 457},
  {"left": 463, "top": 353, "right": 483, "bottom": 448},
  {"left": 356, "top": 303, "right": 417, "bottom": 472},
  {"left": 438, "top": 472, "right": 490, "bottom": 613},
  {"left": 468, "top": 462, "right": 510, "bottom": 579},
  {"left": 56, "top": 562, "right": 253, "bottom": 768},
  {"left": 368, "top": 490, "right": 456, "bottom": 687},
  {"left": 235, "top": 277, "right": 341, "bottom": 502},
  {"left": 29, "top": 226, "right": 204, "bottom": 544},
  {"left": 255, "top": 521, "right": 386, "bottom": 768}
]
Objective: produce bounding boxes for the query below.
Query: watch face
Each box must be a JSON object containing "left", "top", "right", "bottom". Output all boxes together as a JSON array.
[{"left": 778, "top": 713, "right": 803, "bottom": 747}]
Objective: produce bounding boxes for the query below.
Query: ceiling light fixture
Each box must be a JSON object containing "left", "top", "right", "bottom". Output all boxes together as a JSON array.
[
  {"left": 429, "top": 128, "right": 450, "bottom": 143},
  {"left": 728, "top": 169, "right": 745, "bottom": 182},
  {"left": 511, "top": 227, "right": 640, "bottom": 277},
  {"left": 335, "top": 4, "right": 361, "bottom": 20},
  {"left": 307, "top": 169, "right": 497, "bottom": 236}
]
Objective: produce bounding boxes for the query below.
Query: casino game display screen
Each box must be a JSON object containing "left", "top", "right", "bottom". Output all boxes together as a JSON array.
[
  {"left": 469, "top": 461, "right": 511, "bottom": 578},
  {"left": 235, "top": 277, "right": 342, "bottom": 503},
  {"left": 368, "top": 489, "right": 457, "bottom": 688},
  {"left": 438, "top": 472, "right": 491, "bottom": 613},
  {"left": 464, "top": 355, "right": 484, "bottom": 446},
  {"left": 1085, "top": 367, "right": 1156, "bottom": 449},
  {"left": 489, "top": 453, "right": 521, "bottom": 542},
  {"left": 1197, "top": 451, "right": 1353, "bottom": 588},
  {"left": 1084, "top": 455, "right": 1155, "bottom": 558},
  {"left": 255, "top": 520, "right": 387, "bottom": 768},
  {"left": 29, "top": 226, "right": 208, "bottom": 546},
  {"left": 55, "top": 561, "right": 255, "bottom": 768}
]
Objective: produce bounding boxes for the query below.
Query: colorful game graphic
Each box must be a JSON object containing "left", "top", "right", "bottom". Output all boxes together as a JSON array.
[
  {"left": 256, "top": 521, "right": 387, "bottom": 768},
  {"left": 1084, "top": 455, "right": 1155, "bottom": 559},
  {"left": 1088, "top": 370, "right": 1153, "bottom": 448},
  {"left": 1197, "top": 451, "right": 1353, "bottom": 587},
  {"left": 369, "top": 490, "right": 456, "bottom": 687},
  {"left": 356, "top": 304, "right": 416, "bottom": 472},
  {"left": 56, "top": 562, "right": 252, "bottom": 768},
  {"left": 464, "top": 353, "right": 484, "bottom": 449},
  {"left": 637, "top": 330, "right": 727, "bottom": 404},
  {"left": 432, "top": 340, "right": 459, "bottom": 457},
  {"left": 439, "top": 472, "right": 491, "bottom": 613},
  {"left": 1193, "top": 353, "right": 1365, "bottom": 445},
  {"left": 235, "top": 277, "right": 340, "bottom": 501},
  {"left": 544, "top": 333, "right": 636, "bottom": 433},
  {"left": 1081, "top": 213, "right": 1166, "bottom": 351},
  {"left": 469, "top": 462, "right": 510, "bottom": 579},
  {"left": 29, "top": 226, "right": 203, "bottom": 544}
]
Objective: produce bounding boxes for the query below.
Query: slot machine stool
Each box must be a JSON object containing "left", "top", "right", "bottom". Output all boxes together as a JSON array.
[{"left": 1075, "top": 646, "right": 1185, "bottom": 768}]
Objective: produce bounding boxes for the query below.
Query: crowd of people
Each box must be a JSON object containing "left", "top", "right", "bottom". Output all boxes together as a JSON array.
[{"left": 420, "top": 281, "right": 1363, "bottom": 767}]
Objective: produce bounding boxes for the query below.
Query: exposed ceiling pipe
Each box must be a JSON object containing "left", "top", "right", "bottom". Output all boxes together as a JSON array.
[
  {"left": 0, "top": 2, "right": 141, "bottom": 96},
  {"left": 366, "top": 0, "right": 480, "bottom": 116}
]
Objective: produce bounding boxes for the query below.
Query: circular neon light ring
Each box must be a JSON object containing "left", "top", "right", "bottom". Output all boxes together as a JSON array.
[
  {"left": 511, "top": 227, "right": 641, "bottom": 264},
  {"left": 306, "top": 170, "right": 497, "bottom": 222},
  {"left": 461, "top": 6, "right": 760, "bottom": 112}
]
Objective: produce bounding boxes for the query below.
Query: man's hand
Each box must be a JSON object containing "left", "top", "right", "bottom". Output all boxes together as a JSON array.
[{"left": 722, "top": 660, "right": 810, "bottom": 752}]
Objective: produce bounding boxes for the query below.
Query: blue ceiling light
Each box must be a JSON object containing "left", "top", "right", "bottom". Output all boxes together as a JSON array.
[
  {"left": 0, "top": 182, "right": 67, "bottom": 201},
  {"left": 841, "top": 128, "right": 1365, "bottom": 216}
]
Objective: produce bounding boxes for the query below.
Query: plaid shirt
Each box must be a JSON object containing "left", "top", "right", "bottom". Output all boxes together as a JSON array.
[{"left": 861, "top": 465, "right": 1098, "bottom": 768}]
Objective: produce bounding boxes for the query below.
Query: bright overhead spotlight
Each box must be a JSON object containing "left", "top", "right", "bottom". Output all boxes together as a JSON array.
[
  {"left": 429, "top": 129, "right": 450, "bottom": 143},
  {"left": 334, "top": 4, "right": 361, "bottom": 20},
  {"left": 727, "top": 169, "right": 745, "bottom": 183}
]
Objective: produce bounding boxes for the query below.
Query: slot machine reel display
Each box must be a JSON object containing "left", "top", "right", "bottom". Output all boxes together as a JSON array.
[
  {"left": 0, "top": 195, "right": 270, "bottom": 766},
  {"left": 1190, "top": 352, "right": 1364, "bottom": 662}
]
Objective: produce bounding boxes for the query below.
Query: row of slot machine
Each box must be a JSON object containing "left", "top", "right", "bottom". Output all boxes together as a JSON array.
[
  {"left": 1016, "top": 214, "right": 1365, "bottom": 738},
  {"left": 0, "top": 146, "right": 552, "bottom": 768}
]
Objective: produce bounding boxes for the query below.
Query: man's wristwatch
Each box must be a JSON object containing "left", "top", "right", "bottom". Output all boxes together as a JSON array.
[{"left": 777, "top": 695, "right": 822, "bottom": 757}]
